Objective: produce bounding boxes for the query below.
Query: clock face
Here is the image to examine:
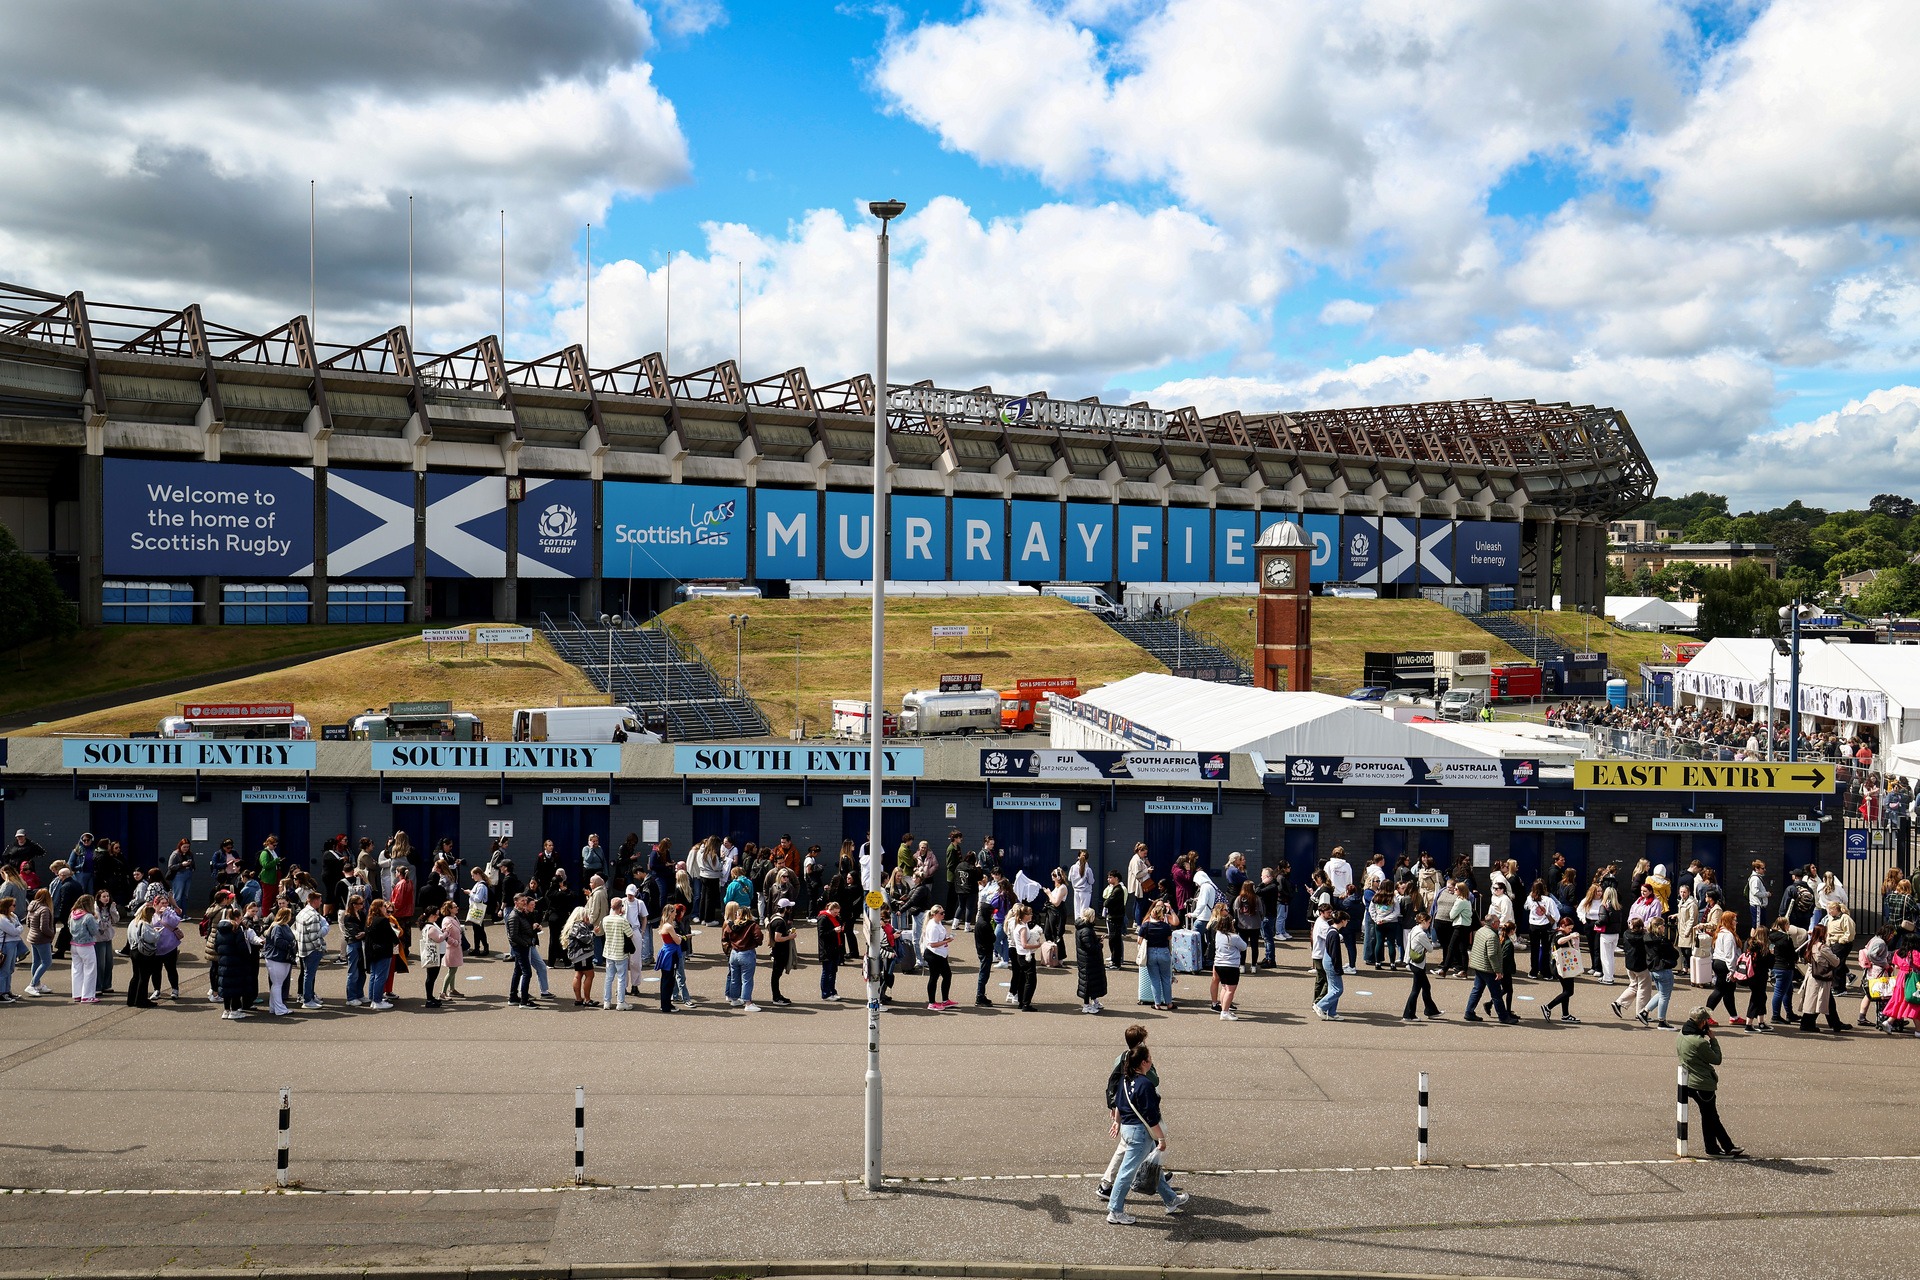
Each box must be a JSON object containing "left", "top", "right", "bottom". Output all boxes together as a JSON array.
[{"left": 1264, "top": 556, "right": 1295, "bottom": 588}]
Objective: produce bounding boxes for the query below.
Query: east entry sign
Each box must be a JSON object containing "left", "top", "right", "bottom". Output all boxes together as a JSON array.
[{"left": 1574, "top": 761, "right": 1838, "bottom": 793}]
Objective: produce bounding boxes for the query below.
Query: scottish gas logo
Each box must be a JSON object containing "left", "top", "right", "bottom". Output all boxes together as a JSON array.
[{"left": 612, "top": 498, "right": 736, "bottom": 547}]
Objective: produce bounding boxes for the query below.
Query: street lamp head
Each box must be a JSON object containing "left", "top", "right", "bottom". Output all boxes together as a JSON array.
[{"left": 868, "top": 199, "right": 907, "bottom": 225}]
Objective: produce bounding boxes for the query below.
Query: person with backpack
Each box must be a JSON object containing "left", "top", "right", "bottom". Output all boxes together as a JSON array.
[
  {"left": 1105, "top": 1043, "right": 1192, "bottom": 1226},
  {"left": 1677, "top": 1008, "right": 1745, "bottom": 1159},
  {"left": 1795, "top": 923, "right": 1849, "bottom": 1033},
  {"left": 765, "top": 898, "right": 796, "bottom": 1006},
  {"left": 1612, "top": 918, "right": 1652, "bottom": 1020},
  {"left": 124, "top": 903, "right": 161, "bottom": 1008},
  {"left": 562, "top": 900, "right": 597, "bottom": 1006},
  {"left": 1400, "top": 910, "right": 1442, "bottom": 1021},
  {"left": 655, "top": 910, "right": 685, "bottom": 1014}
]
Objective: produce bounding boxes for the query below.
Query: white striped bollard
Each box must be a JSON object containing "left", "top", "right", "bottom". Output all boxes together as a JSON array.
[
  {"left": 1415, "top": 1071, "right": 1430, "bottom": 1165},
  {"left": 1674, "top": 1064, "right": 1689, "bottom": 1157},
  {"left": 574, "top": 1085, "right": 586, "bottom": 1184},
  {"left": 276, "top": 1087, "right": 291, "bottom": 1188}
]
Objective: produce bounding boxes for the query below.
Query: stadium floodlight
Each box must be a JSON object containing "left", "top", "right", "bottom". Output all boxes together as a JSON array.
[{"left": 863, "top": 197, "right": 905, "bottom": 1194}]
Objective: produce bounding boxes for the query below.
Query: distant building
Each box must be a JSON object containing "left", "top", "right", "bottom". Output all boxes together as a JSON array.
[
  {"left": 1839, "top": 569, "right": 1882, "bottom": 599},
  {"left": 1608, "top": 519, "right": 1669, "bottom": 545},
  {"left": 1608, "top": 542, "right": 1778, "bottom": 579}
]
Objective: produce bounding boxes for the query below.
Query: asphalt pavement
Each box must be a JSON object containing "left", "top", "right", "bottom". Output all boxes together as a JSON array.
[{"left": 0, "top": 935, "right": 1912, "bottom": 1278}]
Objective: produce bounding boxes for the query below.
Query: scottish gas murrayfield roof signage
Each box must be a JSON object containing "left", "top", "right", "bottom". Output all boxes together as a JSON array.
[
  {"left": 674, "top": 745, "right": 925, "bottom": 777},
  {"left": 371, "top": 743, "right": 621, "bottom": 774},
  {"left": 889, "top": 386, "right": 1168, "bottom": 435},
  {"left": 63, "top": 739, "right": 317, "bottom": 771}
]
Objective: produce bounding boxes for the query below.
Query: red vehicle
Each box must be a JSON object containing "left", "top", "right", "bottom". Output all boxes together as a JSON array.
[
  {"left": 1488, "top": 663, "right": 1543, "bottom": 702},
  {"left": 1000, "top": 677, "right": 1078, "bottom": 731}
]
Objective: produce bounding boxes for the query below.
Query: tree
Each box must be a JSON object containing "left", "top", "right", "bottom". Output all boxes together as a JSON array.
[
  {"left": 1695, "top": 561, "right": 1789, "bottom": 641},
  {"left": 0, "top": 525, "right": 78, "bottom": 660},
  {"left": 1857, "top": 563, "right": 1920, "bottom": 617},
  {"left": 1869, "top": 493, "right": 1916, "bottom": 520}
]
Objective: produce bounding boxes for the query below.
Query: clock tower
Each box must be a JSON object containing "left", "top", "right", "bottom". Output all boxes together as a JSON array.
[{"left": 1255, "top": 520, "right": 1313, "bottom": 692}]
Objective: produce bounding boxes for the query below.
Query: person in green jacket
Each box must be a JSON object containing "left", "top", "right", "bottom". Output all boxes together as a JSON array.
[
  {"left": 258, "top": 836, "right": 282, "bottom": 913},
  {"left": 1678, "top": 1007, "right": 1746, "bottom": 1159}
]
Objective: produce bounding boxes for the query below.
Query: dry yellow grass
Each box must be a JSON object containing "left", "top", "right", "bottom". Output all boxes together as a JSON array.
[
  {"left": 21, "top": 633, "right": 599, "bottom": 737},
  {"left": 1182, "top": 595, "right": 1528, "bottom": 691},
  {"left": 661, "top": 596, "right": 1167, "bottom": 735}
]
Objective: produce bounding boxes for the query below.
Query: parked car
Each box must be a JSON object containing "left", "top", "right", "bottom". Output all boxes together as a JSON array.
[{"left": 1346, "top": 686, "right": 1390, "bottom": 702}]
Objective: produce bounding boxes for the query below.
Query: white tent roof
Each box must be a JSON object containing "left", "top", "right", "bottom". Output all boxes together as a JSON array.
[
  {"left": 1813, "top": 644, "right": 1920, "bottom": 718},
  {"left": 1055, "top": 673, "right": 1500, "bottom": 759},
  {"left": 1679, "top": 637, "right": 1779, "bottom": 683},
  {"left": 1606, "top": 596, "right": 1695, "bottom": 629},
  {"left": 1413, "top": 719, "right": 1590, "bottom": 764}
]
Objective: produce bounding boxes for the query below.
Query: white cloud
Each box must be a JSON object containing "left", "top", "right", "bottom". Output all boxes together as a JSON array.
[
  {"left": 548, "top": 196, "right": 1282, "bottom": 391},
  {"left": 0, "top": 1, "right": 688, "bottom": 341},
  {"left": 1318, "top": 299, "right": 1375, "bottom": 326},
  {"left": 1630, "top": 0, "right": 1920, "bottom": 233},
  {"left": 1144, "top": 343, "right": 1776, "bottom": 461},
  {"left": 1692, "top": 387, "right": 1920, "bottom": 508},
  {"left": 649, "top": 0, "right": 727, "bottom": 38},
  {"left": 876, "top": 0, "right": 1689, "bottom": 271}
]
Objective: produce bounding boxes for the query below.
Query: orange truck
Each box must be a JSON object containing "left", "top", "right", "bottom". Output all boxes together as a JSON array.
[{"left": 1000, "top": 677, "right": 1079, "bottom": 731}]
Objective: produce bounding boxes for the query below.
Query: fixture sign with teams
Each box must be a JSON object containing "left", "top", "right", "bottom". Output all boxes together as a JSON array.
[{"left": 1282, "top": 756, "right": 1538, "bottom": 787}]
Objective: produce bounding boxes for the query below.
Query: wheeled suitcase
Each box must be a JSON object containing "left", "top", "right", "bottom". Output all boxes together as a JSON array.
[{"left": 1170, "top": 928, "right": 1203, "bottom": 973}]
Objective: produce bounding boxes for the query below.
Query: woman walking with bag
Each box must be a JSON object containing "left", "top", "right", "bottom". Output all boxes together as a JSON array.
[
  {"left": 1542, "top": 915, "right": 1583, "bottom": 1023},
  {"left": 66, "top": 894, "right": 100, "bottom": 1002},
  {"left": 923, "top": 903, "right": 956, "bottom": 1010},
  {"left": 1136, "top": 901, "right": 1175, "bottom": 1010},
  {"left": 1105, "top": 1043, "right": 1192, "bottom": 1226},
  {"left": 1007, "top": 902, "right": 1042, "bottom": 1011}
]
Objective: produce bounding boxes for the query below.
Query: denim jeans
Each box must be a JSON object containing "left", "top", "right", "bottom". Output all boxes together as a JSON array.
[
  {"left": 345, "top": 942, "right": 366, "bottom": 1004},
  {"left": 1139, "top": 947, "right": 1172, "bottom": 1005},
  {"left": 1316, "top": 952, "right": 1345, "bottom": 1015},
  {"left": 368, "top": 958, "right": 391, "bottom": 1003},
  {"left": 1651, "top": 968, "right": 1675, "bottom": 1022},
  {"left": 726, "top": 949, "right": 757, "bottom": 1004},
  {"left": 1274, "top": 903, "right": 1290, "bottom": 940},
  {"left": 603, "top": 956, "right": 630, "bottom": 1005},
  {"left": 0, "top": 941, "right": 18, "bottom": 996},
  {"left": 510, "top": 946, "right": 532, "bottom": 1002},
  {"left": 1260, "top": 915, "right": 1277, "bottom": 964},
  {"left": 1465, "top": 971, "right": 1495, "bottom": 1017},
  {"left": 1106, "top": 1122, "right": 1178, "bottom": 1217},
  {"left": 529, "top": 947, "right": 552, "bottom": 995},
  {"left": 170, "top": 871, "right": 192, "bottom": 905},
  {"left": 29, "top": 941, "right": 52, "bottom": 990},
  {"left": 1770, "top": 967, "right": 1794, "bottom": 1022},
  {"left": 300, "top": 952, "right": 322, "bottom": 1005}
]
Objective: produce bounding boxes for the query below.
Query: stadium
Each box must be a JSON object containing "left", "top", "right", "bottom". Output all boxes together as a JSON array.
[{"left": 0, "top": 278, "right": 1654, "bottom": 626}]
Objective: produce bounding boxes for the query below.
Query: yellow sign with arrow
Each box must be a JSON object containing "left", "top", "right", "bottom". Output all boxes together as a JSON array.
[{"left": 1574, "top": 760, "right": 1838, "bottom": 793}]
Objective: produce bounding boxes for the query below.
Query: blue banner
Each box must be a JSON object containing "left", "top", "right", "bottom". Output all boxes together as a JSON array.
[
  {"left": 891, "top": 493, "right": 947, "bottom": 579},
  {"left": 1341, "top": 516, "right": 1381, "bottom": 583},
  {"left": 327, "top": 468, "right": 416, "bottom": 578},
  {"left": 823, "top": 489, "right": 875, "bottom": 579},
  {"left": 1419, "top": 518, "right": 1455, "bottom": 585},
  {"left": 1214, "top": 510, "right": 1255, "bottom": 582},
  {"left": 755, "top": 488, "right": 818, "bottom": 580},
  {"left": 1454, "top": 521, "right": 1520, "bottom": 584},
  {"left": 425, "top": 474, "right": 506, "bottom": 579},
  {"left": 1116, "top": 506, "right": 1163, "bottom": 581},
  {"left": 951, "top": 497, "right": 1005, "bottom": 581},
  {"left": 104, "top": 458, "right": 314, "bottom": 577},
  {"left": 64, "top": 738, "right": 317, "bottom": 771},
  {"left": 1010, "top": 500, "right": 1060, "bottom": 578},
  {"left": 1378, "top": 516, "right": 1418, "bottom": 584},
  {"left": 1065, "top": 504, "right": 1114, "bottom": 580},
  {"left": 1303, "top": 514, "right": 1340, "bottom": 582},
  {"left": 519, "top": 477, "right": 592, "bottom": 579},
  {"left": 675, "top": 744, "right": 926, "bottom": 777},
  {"left": 373, "top": 742, "right": 622, "bottom": 773},
  {"left": 604, "top": 482, "right": 747, "bottom": 580},
  {"left": 1166, "top": 507, "right": 1209, "bottom": 579}
]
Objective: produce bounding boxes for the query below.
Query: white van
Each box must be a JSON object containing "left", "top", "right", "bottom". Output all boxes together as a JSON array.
[
  {"left": 899, "top": 689, "right": 1002, "bottom": 736},
  {"left": 1041, "top": 583, "right": 1125, "bottom": 619},
  {"left": 511, "top": 706, "right": 660, "bottom": 743}
]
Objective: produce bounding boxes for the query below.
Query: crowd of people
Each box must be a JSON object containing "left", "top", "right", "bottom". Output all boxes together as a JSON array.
[
  {"left": 2, "top": 825, "right": 1916, "bottom": 1042},
  {"left": 1550, "top": 698, "right": 1874, "bottom": 768}
]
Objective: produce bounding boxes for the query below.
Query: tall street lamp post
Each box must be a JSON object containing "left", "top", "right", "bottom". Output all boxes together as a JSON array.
[{"left": 863, "top": 197, "right": 905, "bottom": 1193}]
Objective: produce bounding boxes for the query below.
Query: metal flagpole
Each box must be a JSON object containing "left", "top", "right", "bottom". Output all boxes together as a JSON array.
[
  {"left": 585, "top": 224, "right": 592, "bottom": 367},
  {"left": 499, "top": 210, "right": 506, "bottom": 356},
  {"left": 665, "top": 257, "right": 672, "bottom": 373},
  {"left": 308, "top": 181, "right": 316, "bottom": 339},
  {"left": 864, "top": 197, "right": 906, "bottom": 1193}
]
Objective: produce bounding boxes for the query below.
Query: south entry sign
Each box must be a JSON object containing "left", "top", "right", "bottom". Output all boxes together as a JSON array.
[{"left": 1575, "top": 761, "right": 1838, "bottom": 793}]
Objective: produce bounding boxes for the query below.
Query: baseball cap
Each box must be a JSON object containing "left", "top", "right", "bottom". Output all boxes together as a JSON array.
[
  {"left": 625, "top": 884, "right": 639, "bottom": 897},
  {"left": 777, "top": 898, "right": 794, "bottom": 909}
]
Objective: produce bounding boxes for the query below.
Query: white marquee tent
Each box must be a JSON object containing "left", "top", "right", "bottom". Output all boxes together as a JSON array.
[{"left": 1604, "top": 595, "right": 1697, "bottom": 631}]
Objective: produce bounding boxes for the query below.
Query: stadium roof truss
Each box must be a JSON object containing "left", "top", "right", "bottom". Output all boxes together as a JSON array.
[{"left": 0, "top": 280, "right": 1653, "bottom": 516}]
